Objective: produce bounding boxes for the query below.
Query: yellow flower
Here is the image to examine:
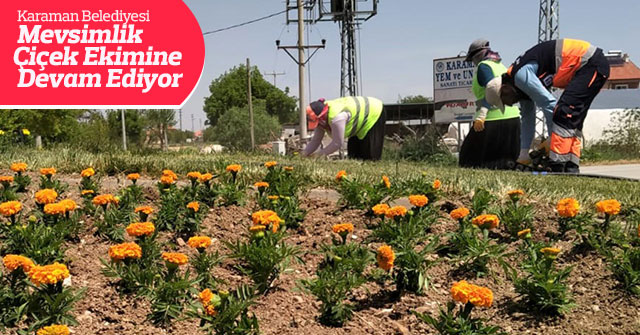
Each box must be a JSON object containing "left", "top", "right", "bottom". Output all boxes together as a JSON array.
[
  {"left": 35, "top": 189, "right": 58, "bottom": 205},
  {"left": 126, "top": 222, "right": 155, "bottom": 237},
  {"left": 372, "top": 203, "right": 390, "bottom": 216},
  {"left": 205, "top": 304, "right": 217, "bottom": 317},
  {"left": 0, "top": 201, "right": 22, "bottom": 217},
  {"left": 540, "top": 247, "right": 561, "bottom": 258},
  {"left": 108, "top": 242, "right": 142, "bottom": 261},
  {"left": 254, "top": 181, "right": 269, "bottom": 189},
  {"left": 187, "top": 171, "right": 202, "bottom": 181},
  {"left": 226, "top": 164, "right": 242, "bottom": 173},
  {"left": 507, "top": 189, "right": 525, "bottom": 200},
  {"left": 160, "top": 175, "right": 176, "bottom": 185},
  {"left": 450, "top": 207, "right": 470, "bottom": 220},
  {"left": 595, "top": 199, "right": 621, "bottom": 216},
  {"left": 81, "top": 167, "right": 95, "bottom": 178},
  {"left": 382, "top": 175, "right": 391, "bottom": 189},
  {"left": 2, "top": 254, "right": 35, "bottom": 273},
  {"left": 28, "top": 262, "right": 70, "bottom": 286},
  {"left": 187, "top": 201, "right": 200, "bottom": 212},
  {"left": 92, "top": 194, "right": 118, "bottom": 206},
  {"left": 251, "top": 210, "right": 282, "bottom": 233},
  {"left": 40, "top": 167, "right": 56, "bottom": 176},
  {"left": 199, "top": 288, "right": 214, "bottom": 305},
  {"left": 376, "top": 245, "right": 395, "bottom": 271},
  {"left": 127, "top": 173, "right": 140, "bottom": 181},
  {"left": 517, "top": 228, "right": 532, "bottom": 239},
  {"left": 433, "top": 179, "right": 442, "bottom": 190},
  {"left": 332, "top": 223, "right": 354, "bottom": 235},
  {"left": 471, "top": 214, "right": 500, "bottom": 230},
  {"left": 162, "top": 169, "right": 178, "bottom": 180},
  {"left": 385, "top": 206, "right": 407, "bottom": 219},
  {"left": 408, "top": 195, "right": 428, "bottom": 208},
  {"left": 81, "top": 189, "right": 95, "bottom": 196},
  {"left": 335, "top": 170, "right": 347, "bottom": 181},
  {"left": 0, "top": 176, "right": 14, "bottom": 184},
  {"left": 22, "top": 129, "right": 31, "bottom": 136},
  {"left": 59, "top": 199, "right": 77, "bottom": 212},
  {"left": 450, "top": 280, "right": 493, "bottom": 307},
  {"left": 10, "top": 162, "right": 28, "bottom": 173},
  {"left": 44, "top": 203, "right": 66, "bottom": 216},
  {"left": 134, "top": 206, "right": 154, "bottom": 215},
  {"left": 556, "top": 198, "right": 580, "bottom": 218},
  {"left": 36, "top": 324, "right": 70, "bottom": 335},
  {"left": 264, "top": 161, "right": 277, "bottom": 168},
  {"left": 199, "top": 173, "right": 214, "bottom": 183},
  {"left": 188, "top": 236, "right": 212, "bottom": 249},
  {"left": 162, "top": 252, "right": 189, "bottom": 266},
  {"left": 284, "top": 166, "right": 294, "bottom": 172}
]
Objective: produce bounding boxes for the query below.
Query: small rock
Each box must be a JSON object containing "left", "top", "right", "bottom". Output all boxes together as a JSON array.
[
  {"left": 591, "top": 305, "right": 600, "bottom": 312},
  {"left": 176, "top": 238, "right": 185, "bottom": 246},
  {"left": 63, "top": 275, "right": 72, "bottom": 287},
  {"left": 292, "top": 296, "right": 304, "bottom": 303},
  {"left": 390, "top": 320, "right": 409, "bottom": 335},
  {"left": 414, "top": 306, "right": 431, "bottom": 314},
  {"left": 577, "top": 287, "right": 587, "bottom": 294},
  {"left": 375, "top": 308, "right": 393, "bottom": 316}
]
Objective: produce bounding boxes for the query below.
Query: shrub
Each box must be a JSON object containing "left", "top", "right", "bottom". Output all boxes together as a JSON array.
[
  {"left": 189, "top": 285, "right": 260, "bottom": 335},
  {"left": 212, "top": 103, "right": 281, "bottom": 151}
]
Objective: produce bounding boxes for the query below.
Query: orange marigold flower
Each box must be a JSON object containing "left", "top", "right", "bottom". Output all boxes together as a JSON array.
[
  {"left": 108, "top": 242, "right": 142, "bottom": 261},
  {"left": 517, "top": 228, "right": 532, "bottom": 239},
  {"left": 385, "top": 206, "right": 408, "bottom": 219},
  {"left": 267, "top": 195, "right": 280, "bottom": 201},
  {"left": 254, "top": 181, "right": 269, "bottom": 189},
  {"left": 162, "top": 169, "right": 178, "bottom": 180},
  {"left": 160, "top": 175, "right": 176, "bottom": 185},
  {"left": 81, "top": 167, "right": 95, "bottom": 177},
  {"left": 92, "top": 194, "right": 117, "bottom": 206},
  {"left": 162, "top": 252, "right": 189, "bottom": 266},
  {"left": 187, "top": 171, "right": 202, "bottom": 181},
  {"left": 556, "top": 198, "right": 580, "bottom": 218},
  {"left": 10, "top": 162, "right": 27, "bottom": 173},
  {"left": 451, "top": 280, "right": 493, "bottom": 307},
  {"left": 28, "top": 262, "right": 70, "bottom": 286},
  {"left": 40, "top": 167, "right": 56, "bottom": 176},
  {"left": 335, "top": 170, "right": 347, "bottom": 181},
  {"left": 595, "top": 199, "right": 621, "bottom": 216},
  {"left": 127, "top": 173, "right": 140, "bottom": 181},
  {"left": 409, "top": 195, "right": 428, "bottom": 208},
  {"left": 187, "top": 201, "right": 200, "bottom": 212},
  {"left": 226, "top": 164, "right": 242, "bottom": 173},
  {"left": 251, "top": 210, "right": 282, "bottom": 232},
  {"left": 0, "top": 201, "right": 22, "bottom": 217},
  {"left": 382, "top": 175, "right": 391, "bottom": 189},
  {"left": 332, "top": 223, "right": 354, "bottom": 235},
  {"left": 249, "top": 225, "right": 266, "bottom": 233},
  {"left": 35, "top": 189, "right": 58, "bottom": 205},
  {"left": 188, "top": 236, "right": 212, "bottom": 249},
  {"left": 471, "top": 214, "right": 500, "bottom": 230},
  {"left": 433, "top": 179, "right": 442, "bottom": 190},
  {"left": 199, "top": 173, "right": 214, "bottom": 183},
  {"left": 81, "top": 189, "right": 95, "bottom": 196},
  {"left": 0, "top": 176, "right": 14, "bottom": 183},
  {"left": 134, "top": 206, "right": 154, "bottom": 215},
  {"left": 204, "top": 304, "right": 217, "bottom": 317},
  {"left": 59, "top": 199, "right": 77, "bottom": 212},
  {"left": 372, "top": 203, "right": 390, "bottom": 216},
  {"left": 36, "top": 324, "right": 70, "bottom": 335},
  {"left": 284, "top": 166, "right": 294, "bottom": 172},
  {"left": 199, "top": 288, "right": 214, "bottom": 305},
  {"left": 2, "top": 254, "right": 35, "bottom": 273},
  {"left": 376, "top": 245, "right": 395, "bottom": 271},
  {"left": 264, "top": 161, "right": 278, "bottom": 168},
  {"left": 450, "top": 207, "right": 470, "bottom": 220},
  {"left": 540, "top": 247, "right": 561, "bottom": 257},
  {"left": 44, "top": 203, "right": 66, "bottom": 216},
  {"left": 126, "top": 222, "right": 155, "bottom": 237},
  {"left": 507, "top": 189, "right": 525, "bottom": 198}
]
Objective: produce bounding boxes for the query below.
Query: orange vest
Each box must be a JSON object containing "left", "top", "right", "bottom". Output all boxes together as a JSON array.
[{"left": 553, "top": 39, "right": 596, "bottom": 88}]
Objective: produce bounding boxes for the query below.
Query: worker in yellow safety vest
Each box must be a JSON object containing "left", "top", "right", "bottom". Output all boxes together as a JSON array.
[{"left": 303, "top": 96, "right": 386, "bottom": 160}]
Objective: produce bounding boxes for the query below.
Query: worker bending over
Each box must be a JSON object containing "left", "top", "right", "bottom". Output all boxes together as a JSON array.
[
  {"left": 485, "top": 38, "right": 609, "bottom": 173},
  {"left": 303, "top": 96, "right": 386, "bottom": 160}
]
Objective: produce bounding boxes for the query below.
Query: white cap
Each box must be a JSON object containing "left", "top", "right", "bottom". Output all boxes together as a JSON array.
[{"left": 485, "top": 76, "right": 505, "bottom": 113}]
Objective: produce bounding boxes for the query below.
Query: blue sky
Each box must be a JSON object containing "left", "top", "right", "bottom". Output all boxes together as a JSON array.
[{"left": 180, "top": 0, "right": 640, "bottom": 131}]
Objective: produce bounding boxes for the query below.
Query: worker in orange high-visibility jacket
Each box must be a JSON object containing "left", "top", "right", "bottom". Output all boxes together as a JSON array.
[{"left": 484, "top": 39, "right": 610, "bottom": 173}]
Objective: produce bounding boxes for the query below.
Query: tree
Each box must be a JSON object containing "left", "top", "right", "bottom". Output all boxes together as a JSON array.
[
  {"left": 145, "top": 109, "right": 176, "bottom": 150},
  {"left": 203, "top": 64, "right": 297, "bottom": 126},
  {"left": 106, "top": 110, "right": 147, "bottom": 146},
  {"left": 0, "top": 109, "right": 84, "bottom": 145},
  {"left": 398, "top": 95, "right": 433, "bottom": 104},
  {"left": 212, "top": 101, "right": 281, "bottom": 151},
  {"left": 602, "top": 108, "right": 640, "bottom": 151}
]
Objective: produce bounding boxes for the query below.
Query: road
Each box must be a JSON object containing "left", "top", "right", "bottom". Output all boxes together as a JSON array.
[{"left": 582, "top": 164, "right": 640, "bottom": 180}]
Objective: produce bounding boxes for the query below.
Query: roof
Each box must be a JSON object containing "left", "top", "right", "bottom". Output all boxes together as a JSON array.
[
  {"left": 590, "top": 88, "right": 640, "bottom": 109},
  {"left": 608, "top": 60, "right": 640, "bottom": 81}
]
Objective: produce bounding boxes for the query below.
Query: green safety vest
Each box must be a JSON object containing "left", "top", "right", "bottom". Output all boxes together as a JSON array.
[
  {"left": 327, "top": 96, "right": 383, "bottom": 140},
  {"left": 472, "top": 60, "right": 520, "bottom": 121}
]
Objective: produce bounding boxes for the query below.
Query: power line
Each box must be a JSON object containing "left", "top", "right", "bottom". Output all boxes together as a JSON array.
[{"left": 203, "top": 9, "right": 290, "bottom": 36}]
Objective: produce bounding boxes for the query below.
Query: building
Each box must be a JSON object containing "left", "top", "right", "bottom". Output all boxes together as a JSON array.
[{"left": 604, "top": 51, "right": 640, "bottom": 89}]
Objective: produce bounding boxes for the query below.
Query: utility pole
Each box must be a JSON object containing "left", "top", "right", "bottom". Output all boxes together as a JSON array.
[
  {"left": 179, "top": 109, "right": 183, "bottom": 130},
  {"left": 279, "top": 1, "right": 326, "bottom": 140},
  {"left": 191, "top": 114, "right": 195, "bottom": 132},
  {"left": 263, "top": 71, "right": 286, "bottom": 87},
  {"left": 120, "top": 109, "right": 127, "bottom": 151},
  {"left": 247, "top": 58, "right": 255, "bottom": 149}
]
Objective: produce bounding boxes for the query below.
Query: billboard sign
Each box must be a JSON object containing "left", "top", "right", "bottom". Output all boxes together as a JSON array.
[{"left": 433, "top": 56, "right": 476, "bottom": 124}]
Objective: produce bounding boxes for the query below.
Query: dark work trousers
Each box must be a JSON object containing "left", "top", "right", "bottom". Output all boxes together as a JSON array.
[
  {"left": 347, "top": 109, "right": 387, "bottom": 161},
  {"left": 550, "top": 49, "right": 609, "bottom": 173}
]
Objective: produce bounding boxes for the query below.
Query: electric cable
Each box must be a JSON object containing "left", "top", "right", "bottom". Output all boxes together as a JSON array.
[{"left": 202, "top": 8, "right": 291, "bottom": 36}]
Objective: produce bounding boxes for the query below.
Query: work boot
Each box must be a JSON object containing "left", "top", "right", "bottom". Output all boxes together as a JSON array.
[
  {"left": 565, "top": 162, "right": 580, "bottom": 174},
  {"left": 550, "top": 163, "right": 565, "bottom": 173}
]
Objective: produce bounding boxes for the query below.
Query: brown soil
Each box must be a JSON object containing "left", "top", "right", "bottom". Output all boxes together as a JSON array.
[{"left": 3, "top": 172, "right": 640, "bottom": 335}]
